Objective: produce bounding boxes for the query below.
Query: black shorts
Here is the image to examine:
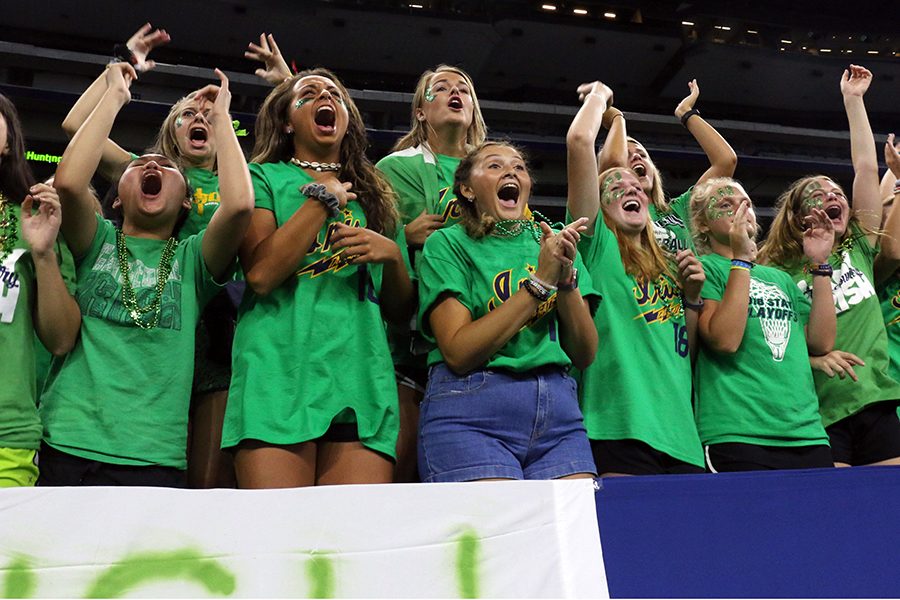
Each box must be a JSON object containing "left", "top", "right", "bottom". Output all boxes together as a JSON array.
[
  {"left": 591, "top": 438, "right": 705, "bottom": 476},
  {"left": 37, "top": 443, "right": 186, "bottom": 488},
  {"left": 395, "top": 364, "right": 428, "bottom": 393},
  {"left": 191, "top": 287, "right": 239, "bottom": 395},
  {"left": 826, "top": 401, "right": 900, "bottom": 466},
  {"left": 704, "top": 442, "right": 833, "bottom": 472}
]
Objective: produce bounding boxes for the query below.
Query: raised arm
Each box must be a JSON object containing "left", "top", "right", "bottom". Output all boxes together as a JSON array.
[
  {"left": 802, "top": 209, "right": 837, "bottom": 354},
  {"left": 566, "top": 81, "right": 613, "bottom": 229},
  {"left": 21, "top": 185, "right": 81, "bottom": 355},
  {"left": 61, "top": 24, "right": 169, "bottom": 180},
  {"left": 841, "top": 65, "right": 881, "bottom": 240},
  {"left": 875, "top": 135, "right": 900, "bottom": 284},
  {"left": 55, "top": 62, "right": 136, "bottom": 256},
  {"left": 245, "top": 33, "right": 292, "bottom": 85},
  {"left": 240, "top": 177, "right": 355, "bottom": 296},
  {"left": 879, "top": 135, "right": 900, "bottom": 203},
  {"left": 596, "top": 107, "right": 628, "bottom": 172},
  {"left": 193, "top": 70, "right": 254, "bottom": 280},
  {"left": 675, "top": 79, "right": 738, "bottom": 187}
]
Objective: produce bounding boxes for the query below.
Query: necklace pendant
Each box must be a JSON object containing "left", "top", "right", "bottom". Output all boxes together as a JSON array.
[{"left": 130, "top": 310, "right": 140, "bottom": 320}]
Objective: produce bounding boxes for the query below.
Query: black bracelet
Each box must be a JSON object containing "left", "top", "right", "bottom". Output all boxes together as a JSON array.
[
  {"left": 113, "top": 43, "right": 137, "bottom": 66},
  {"left": 522, "top": 279, "right": 551, "bottom": 302},
  {"left": 300, "top": 183, "right": 341, "bottom": 218},
  {"left": 680, "top": 108, "right": 700, "bottom": 127},
  {"left": 682, "top": 296, "right": 704, "bottom": 311},
  {"left": 811, "top": 263, "right": 834, "bottom": 277}
]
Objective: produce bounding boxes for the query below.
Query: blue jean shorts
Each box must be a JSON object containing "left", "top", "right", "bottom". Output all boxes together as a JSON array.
[{"left": 418, "top": 363, "right": 597, "bottom": 482}]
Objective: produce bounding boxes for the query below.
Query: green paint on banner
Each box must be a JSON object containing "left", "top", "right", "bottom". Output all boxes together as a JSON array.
[
  {"left": 2, "top": 556, "right": 36, "bottom": 598},
  {"left": 84, "top": 549, "right": 236, "bottom": 598},
  {"left": 456, "top": 529, "right": 480, "bottom": 599},
  {"left": 305, "top": 552, "right": 335, "bottom": 598}
]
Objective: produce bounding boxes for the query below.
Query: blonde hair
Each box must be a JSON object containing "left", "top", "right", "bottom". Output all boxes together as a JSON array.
[
  {"left": 599, "top": 166, "right": 674, "bottom": 283},
  {"left": 250, "top": 68, "right": 398, "bottom": 236},
  {"left": 689, "top": 176, "right": 756, "bottom": 256},
  {"left": 626, "top": 137, "right": 667, "bottom": 214},
  {"left": 392, "top": 65, "right": 487, "bottom": 153},
  {"left": 758, "top": 175, "right": 871, "bottom": 268},
  {"left": 152, "top": 93, "right": 216, "bottom": 171}
]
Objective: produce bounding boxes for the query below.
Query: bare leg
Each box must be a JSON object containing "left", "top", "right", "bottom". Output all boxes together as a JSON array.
[
  {"left": 394, "top": 384, "right": 422, "bottom": 483},
  {"left": 834, "top": 462, "right": 852, "bottom": 468},
  {"left": 600, "top": 472, "right": 633, "bottom": 477},
  {"left": 865, "top": 455, "right": 900, "bottom": 466},
  {"left": 558, "top": 473, "right": 595, "bottom": 480},
  {"left": 316, "top": 442, "right": 393, "bottom": 485},
  {"left": 188, "top": 390, "right": 236, "bottom": 488},
  {"left": 234, "top": 441, "right": 316, "bottom": 489}
]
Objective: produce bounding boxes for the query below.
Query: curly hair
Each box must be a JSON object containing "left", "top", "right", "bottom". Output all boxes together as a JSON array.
[
  {"left": 392, "top": 65, "right": 487, "bottom": 153},
  {"left": 251, "top": 68, "right": 397, "bottom": 236}
]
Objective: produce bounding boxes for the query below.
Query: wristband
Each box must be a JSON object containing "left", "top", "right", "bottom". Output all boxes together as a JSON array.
[
  {"left": 811, "top": 263, "right": 834, "bottom": 277},
  {"left": 682, "top": 295, "right": 704, "bottom": 311},
  {"left": 113, "top": 44, "right": 137, "bottom": 66},
  {"left": 522, "top": 279, "right": 551, "bottom": 302},
  {"left": 893, "top": 179, "right": 900, "bottom": 195},
  {"left": 300, "top": 183, "right": 341, "bottom": 218},
  {"left": 680, "top": 108, "right": 700, "bottom": 127},
  {"left": 530, "top": 274, "right": 558, "bottom": 292},
  {"left": 730, "top": 258, "right": 754, "bottom": 270},
  {"left": 558, "top": 268, "right": 579, "bottom": 291}
]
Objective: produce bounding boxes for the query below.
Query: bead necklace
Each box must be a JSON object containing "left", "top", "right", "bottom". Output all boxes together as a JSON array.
[
  {"left": 0, "top": 192, "right": 18, "bottom": 262},
  {"left": 116, "top": 229, "right": 178, "bottom": 330},
  {"left": 290, "top": 157, "right": 341, "bottom": 172},
  {"left": 492, "top": 210, "right": 561, "bottom": 243}
]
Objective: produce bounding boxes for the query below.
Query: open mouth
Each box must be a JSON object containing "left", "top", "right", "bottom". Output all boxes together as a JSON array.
[
  {"left": 315, "top": 105, "right": 336, "bottom": 132},
  {"left": 632, "top": 164, "right": 646, "bottom": 177},
  {"left": 497, "top": 182, "right": 520, "bottom": 208},
  {"left": 824, "top": 205, "right": 842, "bottom": 220},
  {"left": 141, "top": 171, "right": 162, "bottom": 197},
  {"left": 448, "top": 96, "right": 464, "bottom": 110},
  {"left": 189, "top": 127, "right": 208, "bottom": 148},
  {"left": 623, "top": 198, "right": 641, "bottom": 213}
]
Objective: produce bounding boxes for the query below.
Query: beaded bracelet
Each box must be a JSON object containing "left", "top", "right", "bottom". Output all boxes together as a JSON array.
[
  {"left": 680, "top": 108, "right": 700, "bottom": 127},
  {"left": 522, "top": 279, "right": 551, "bottom": 302},
  {"left": 731, "top": 258, "right": 754, "bottom": 270}
]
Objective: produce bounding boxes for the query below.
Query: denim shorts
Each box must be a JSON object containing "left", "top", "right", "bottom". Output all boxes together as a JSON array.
[{"left": 418, "top": 363, "right": 597, "bottom": 482}]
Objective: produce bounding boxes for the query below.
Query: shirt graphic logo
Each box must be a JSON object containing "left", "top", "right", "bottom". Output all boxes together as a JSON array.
[
  {"left": 749, "top": 278, "right": 795, "bottom": 361},
  {"left": 0, "top": 249, "right": 27, "bottom": 323},
  {"left": 633, "top": 275, "right": 682, "bottom": 325},
  {"left": 798, "top": 250, "right": 875, "bottom": 315}
]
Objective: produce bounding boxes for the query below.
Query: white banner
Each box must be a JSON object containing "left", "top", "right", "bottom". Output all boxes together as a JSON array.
[{"left": 0, "top": 480, "right": 607, "bottom": 598}]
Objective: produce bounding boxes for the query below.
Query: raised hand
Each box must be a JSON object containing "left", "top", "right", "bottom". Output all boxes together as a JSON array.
[
  {"left": 729, "top": 201, "right": 758, "bottom": 262},
  {"left": 104, "top": 62, "right": 138, "bottom": 103},
  {"left": 840, "top": 64, "right": 873, "bottom": 97},
  {"left": 245, "top": 33, "right": 292, "bottom": 85},
  {"left": 885, "top": 133, "right": 900, "bottom": 179},
  {"left": 21, "top": 184, "right": 62, "bottom": 258},
  {"left": 404, "top": 209, "right": 444, "bottom": 246},
  {"left": 674, "top": 78, "right": 700, "bottom": 119},
  {"left": 330, "top": 223, "right": 402, "bottom": 265},
  {"left": 193, "top": 68, "right": 232, "bottom": 125},
  {"left": 676, "top": 248, "right": 705, "bottom": 304},
  {"left": 126, "top": 23, "right": 170, "bottom": 72},
  {"left": 802, "top": 207, "right": 836, "bottom": 264},
  {"left": 576, "top": 81, "right": 613, "bottom": 106}
]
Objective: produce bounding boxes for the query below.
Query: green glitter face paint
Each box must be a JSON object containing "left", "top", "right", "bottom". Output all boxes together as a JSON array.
[
  {"left": 705, "top": 186, "right": 737, "bottom": 221},
  {"left": 424, "top": 86, "right": 436, "bottom": 102},
  {"left": 175, "top": 117, "right": 183, "bottom": 128},
  {"left": 600, "top": 171, "right": 624, "bottom": 205},
  {"left": 801, "top": 180, "right": 824, "bottom": 209},
  {"left": 294, "top": 98, "right": 310, "bottom": 109}
]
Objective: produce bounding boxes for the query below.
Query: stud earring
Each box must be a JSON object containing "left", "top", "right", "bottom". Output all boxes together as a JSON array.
[{"left": 286, "top": 127, "right": 294, "bottom": 134}]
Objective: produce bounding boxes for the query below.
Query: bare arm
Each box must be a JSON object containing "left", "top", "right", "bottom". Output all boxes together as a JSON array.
[
  {"left": 55, "top": 63, "right": 137, "bottom": 256},
  {"left": 874, "top": 135, "right": 900, "bottom": 284},
  {"left": 841, "top": 65, "right": 881, "bottom": 241},
  {"left": 548, "top": 220, "right": 597, "bottom": 369},
  {"left": 675, "top": 79, "right": 738, "bottom": 187},
  {"left": 596, "top": 107, "right": 628, "bottom": 172},
  {"left": 801, "top": 208, "right": 837, "bottom": 354},
  {"left": 22, "top": 188, "right": 81, "bottom": 355},
  {"left": 193, "top": 70, "right": 254, "bottom": 280},
  {"left": 879, "top": 135, "right": 899, "bottom": 201},
  {"left": 245, "top": 33, "right": 292, "bottom": 85},
  {"left": 566, "top": 81, "right": 613, "bottom": 230}
]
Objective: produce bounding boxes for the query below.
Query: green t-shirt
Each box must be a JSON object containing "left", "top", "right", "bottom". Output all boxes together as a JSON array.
[
  {"left": 178, "top": 167, "right": 220, "bottom": 241},
  {"left": 695, "top": 253, "right": 828, "bottom": 447},
  {"left": 0, "top": 203, "right": 76, "bottom": 449},
  {"left": 223, "top": 161, "right": 399, "bottom": 459},
  {"left": 649, "top": 189, "right": 694, "bottom": 254},
  {"left": 575, "top": 210, "right": 704, "bottom": 467},
  {"left": 786, "top": 226, "right": 900, "bottom": 427},
  {"left": 879, "top": 274, "right": 900, "bottom": 384},
  {"left": 40, "top": 215, "right": 220, "bottom": 467},
  {"left": 417, "top": 223, "right": 598, "bottom": 372},
  {"left": 377, "top": 145, "right": 462, "bottom": 368}
]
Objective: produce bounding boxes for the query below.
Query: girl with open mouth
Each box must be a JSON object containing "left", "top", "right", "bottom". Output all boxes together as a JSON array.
[
  {"left": 567, "top": 81, "right": 707, "bottom": 477},
  {"left": 0, "top": 94, "right": 80, "bottom": 488},
  {"left": 60, "top": 26, "right": 292, "bottom": 489},
  {"left": 223, "top": 68, "right": 414, "bottom": 489},
  {"left": 39, "top": 62, "right": 252, "bottom": 487},
  {"left": 759, "top": 64, "right": 900, "bottom": 469},
  {"left": 376, "top": 65, "right": 488, "bottom": 482},
  {"left": 415, "top": 140, "right": 599, "bottom": 483},
  {"left": 592, "top": 78, "right": 737, "bottom": 255},
  {"left": 689, "top": 178, "right": 836, "bottom": 472}
]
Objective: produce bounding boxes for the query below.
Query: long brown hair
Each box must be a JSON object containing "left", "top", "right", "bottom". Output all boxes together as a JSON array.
[
  {"left": 758, "top": 175, "right": 870, "bottom": 268},
  {"left": 251, "top": 68, "right": 397, "bottom": 236},
  {"left": 599, "top": 166, "right": 674, "bottom": 283},
  {"left": 0, "top": 94, "right": 35, "bottom": 204},
  {"left": 392, "top": 65, "right": 487, "bottom": 153},
  {"left": 151, "top": 93, "right": 217, "bottom": 171}
]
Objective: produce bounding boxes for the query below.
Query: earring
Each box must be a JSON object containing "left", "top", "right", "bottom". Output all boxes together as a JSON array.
[{"left": 286, "top": 127, "right": 294, "bottom": 134}]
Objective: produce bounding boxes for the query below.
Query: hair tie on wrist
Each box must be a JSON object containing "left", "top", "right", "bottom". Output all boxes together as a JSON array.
[
  {"left": 113, "top": 44, "right": 137, "bottom": 66},
  {"left": 682, "top": 295, "right": 704, "bottom": 311},
  {"left": 680, "top": 108, "right": 700, "bottom": 127}
]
